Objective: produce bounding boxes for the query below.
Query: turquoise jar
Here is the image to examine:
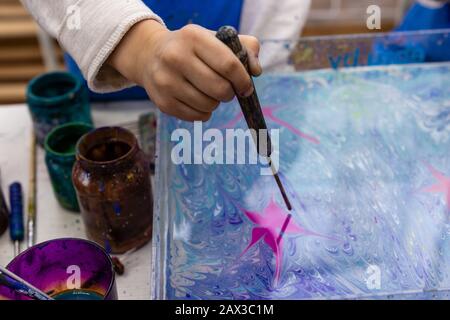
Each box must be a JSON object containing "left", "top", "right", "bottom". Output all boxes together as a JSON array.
[
  {"left": 44, "top": 122, "right": 94, "bottom": 211},
  {"left": 27, "top": 72, "right": 93, "bottom": 146}
]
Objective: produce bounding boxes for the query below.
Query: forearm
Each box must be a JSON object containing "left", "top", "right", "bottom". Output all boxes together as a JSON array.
[
  {"left": 107, "top": 20, "right": 167, "bottom": 87},
  {"left": 21, "top": 0, "right": 164, "bottom": 92},
  {"left": 22, "top": 1, "right": 262, "bottom": 122}
]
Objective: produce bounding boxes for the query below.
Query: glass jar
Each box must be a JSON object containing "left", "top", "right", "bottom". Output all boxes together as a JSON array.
[
  {"left": 44, "top": 122, "right": 93, "bottom": 211},
  {"left": 72, "top": 127, "right": 153, "bottom": 254},
  {"left": 27, "top": 71, "right": 93, "bottom": 146}
]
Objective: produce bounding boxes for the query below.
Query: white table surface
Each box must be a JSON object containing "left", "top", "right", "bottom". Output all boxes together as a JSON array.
[{"left": 0, "top": 101, "right": 157, "bottom": 300}]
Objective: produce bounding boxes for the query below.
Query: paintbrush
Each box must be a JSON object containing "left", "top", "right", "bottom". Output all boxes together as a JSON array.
[
  {"left": 26, "top": 133, "right": 37, "bottom": 248},
  {"left": 0, "top": 265, "right": 54, "bottom": 300},
  {"left": 9, "top": 183, "right": 24, "bottom": 257},
  {"left": 216, "top": 26, "right": 292, "bottom": 211}
]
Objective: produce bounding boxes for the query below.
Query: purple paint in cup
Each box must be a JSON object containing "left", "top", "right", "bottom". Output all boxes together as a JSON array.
[{"left": 0, "top": 238, "right": 117, "bottom": 300}]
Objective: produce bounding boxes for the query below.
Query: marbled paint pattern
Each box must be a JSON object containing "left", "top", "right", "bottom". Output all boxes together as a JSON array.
[{"left": 153, "top": 63, "right": 450, "bottom": 300}]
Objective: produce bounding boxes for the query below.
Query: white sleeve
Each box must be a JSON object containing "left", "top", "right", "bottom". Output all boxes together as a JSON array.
[
  {"left": 240, "top": 0, "right": 311, "bottom": 72},
  {"left": 20, "top": 0, "right": 164, "bottom": 93}
]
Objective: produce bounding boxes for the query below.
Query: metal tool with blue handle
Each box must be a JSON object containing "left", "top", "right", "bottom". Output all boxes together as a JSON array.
[
  {"left": 9, "top": 182, "right": 24, "bottom": 257},
  {"left": 0, "top": 265, "right": 53, "bottom": 300}
]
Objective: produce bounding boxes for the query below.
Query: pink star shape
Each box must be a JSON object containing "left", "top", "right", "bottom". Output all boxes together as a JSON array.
[
  {"left": 221, "top": 105, "right": 320, "bottom": 145},
  {"left": 422, "top": 163, "right": 450, "bottom": 211},
  {"left": 241, "top": 197, "right": 324, "bottom": 284}
]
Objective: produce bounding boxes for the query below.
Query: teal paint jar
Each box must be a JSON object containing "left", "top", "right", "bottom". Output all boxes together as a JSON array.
[
  {"left": 27, "top": 72, "right": 93, "bottom": 146},
  {"left": 44, "top": 122, "right": 94, "bottom": 212}
]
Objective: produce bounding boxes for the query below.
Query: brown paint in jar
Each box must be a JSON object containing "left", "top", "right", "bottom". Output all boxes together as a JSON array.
[{"left": 72, "top": 127, "right": 153, "bottom": 253}]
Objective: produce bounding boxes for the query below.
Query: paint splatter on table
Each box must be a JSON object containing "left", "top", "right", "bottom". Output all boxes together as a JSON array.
[{"left": 153, "top": 63, "right": 450, "bottom": 300}]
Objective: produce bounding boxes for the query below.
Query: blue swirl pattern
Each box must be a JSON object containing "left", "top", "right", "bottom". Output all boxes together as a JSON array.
[{"left": 153, "top": 63, "right": 450, "bottom": 300}]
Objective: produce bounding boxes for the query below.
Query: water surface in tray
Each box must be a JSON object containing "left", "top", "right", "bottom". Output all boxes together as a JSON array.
[{"left": 153, "top": 63, "right": 450, "bottom": 300}]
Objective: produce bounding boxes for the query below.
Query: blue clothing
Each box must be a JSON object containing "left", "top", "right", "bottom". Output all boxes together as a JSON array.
[
  {"left": 394, "top": 2, "right": 450, "bottom": 62},
  {"left": 147, "top": 0, "right": 243, "bottom": 31},
  {"left": 369, "top": 3, "right": 450, "bottom": 67},
  {"left": 66, "top": 0, "right": 244, "bottom": 101},
  {"left": 396, "top": 2, "right": 450, "bottom": 31}
]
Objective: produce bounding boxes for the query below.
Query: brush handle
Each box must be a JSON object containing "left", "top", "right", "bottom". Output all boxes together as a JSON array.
[
  {"left": 9, "top": 183, "right": 24, "bottom": 242},
  {"left": 216, "top": 26, "right": 293, "bottom": 211},
  {"left": 27, "top": 133, "right": 37, "bottom": 248},
  {"left": 216, "top": 26, "right": 272, "bottom": 157},
  {"left": 0, "top": 170, "right": 9, "bottom": 236}
]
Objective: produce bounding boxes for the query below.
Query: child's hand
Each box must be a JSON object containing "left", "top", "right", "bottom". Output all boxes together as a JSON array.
[{"left": 108, "top": 20, "right": 261, "bottom": 121}]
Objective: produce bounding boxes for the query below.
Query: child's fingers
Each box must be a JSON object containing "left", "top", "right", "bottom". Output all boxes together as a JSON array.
[
  {"left": 247, "top": 53, "right": 262, "bottom": 77},
  {"left": 179, "top": 57, "right": 234, "bottom": 102},
  {"left": 192, "top": 28, "right": 253, "bottom": 97},
  {"left": 176, "top": 78, "right": 220, "bottom": 113},
  {"left": 157, "top": 96, "right": 212, "bottom": 122},
  {"left": 173, "top": 99, "right": 212, "bottom": 122},
  {"left": 239, "top": 35, "right": 262, "bottom": 76}
]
